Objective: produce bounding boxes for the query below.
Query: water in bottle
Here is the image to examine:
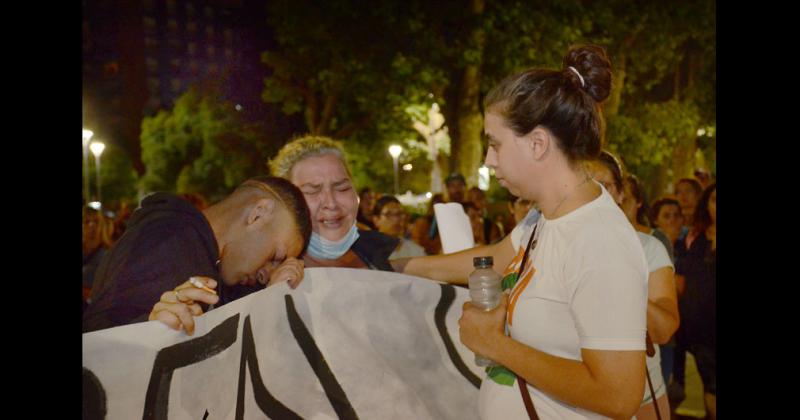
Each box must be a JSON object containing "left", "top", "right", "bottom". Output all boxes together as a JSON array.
[{"left": 468, "top": 256, "right": 502, "bottom": 367}]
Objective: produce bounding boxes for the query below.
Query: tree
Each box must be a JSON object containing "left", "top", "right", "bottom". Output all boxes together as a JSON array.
[
  {"left": 139, "top": 83, "right": 279, "bottom": 202},
  {"left": 259, "top": 0, "right": 716, "bottom": 198}
]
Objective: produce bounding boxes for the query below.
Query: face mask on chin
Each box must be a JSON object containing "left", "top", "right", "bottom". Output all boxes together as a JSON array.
[{"left": 306, "top": 223, "right": 360, "bottom": 260}]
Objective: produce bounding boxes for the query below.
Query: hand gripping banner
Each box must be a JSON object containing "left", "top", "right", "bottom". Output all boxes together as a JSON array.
[{"left": 83, "top": 267, "right": 484, "bottom": 420}]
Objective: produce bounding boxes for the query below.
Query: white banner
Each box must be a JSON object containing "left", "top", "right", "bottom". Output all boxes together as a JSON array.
[{"left": 83, "top": 268, "right": 484, "bottom": 420}]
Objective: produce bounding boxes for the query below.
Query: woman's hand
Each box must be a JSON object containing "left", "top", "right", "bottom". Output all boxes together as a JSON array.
[
  {"left": 459, "top": 292, "right": 508, "bottom": 359},
  {"left": 148, "top": 276, "right": 220, "bottom": 336},
  {"left": 267, "top": 257, "right": 305, "bottom": 289}
]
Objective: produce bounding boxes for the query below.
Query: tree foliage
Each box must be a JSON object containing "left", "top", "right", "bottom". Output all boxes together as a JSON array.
[
  {"left": 260, "top": 0, "right": 714, "bottom": 200},
  {"left": 140, "top": 84, "right": 279, "bottom": 202}
]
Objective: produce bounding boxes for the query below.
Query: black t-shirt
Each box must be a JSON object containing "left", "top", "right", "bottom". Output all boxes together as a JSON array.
[
  {"left": 674, "top": 233, "right": 716, "bottom": 348},
  {"left": 82, "top": 193, "right": 259, "bottom": 332}
]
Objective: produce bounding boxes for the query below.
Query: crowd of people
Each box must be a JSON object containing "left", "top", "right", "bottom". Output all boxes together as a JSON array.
[{"left": 82, "top": 44, "right": 715, "bottom": 420}]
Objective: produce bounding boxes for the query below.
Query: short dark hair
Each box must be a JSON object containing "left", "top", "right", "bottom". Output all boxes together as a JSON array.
[
  {"left": 676, "top": 178, "right": 703, "bottom": 195},
  {"left": 372, "top": 195, "right": 402, "bottom": 217},
  {"left": 624, "top": 174, "right": 649, "bottom": 226},
  {"left": 649, "top": 197, "right": 681, "bottom": 228},
  {"left": 241, "top": 176, "right": 312, "bottom": 254},
  {"left": 595, "top": 150, "right": 625, "bottom": 192},
  {"left": 484, "top": 44, "right": 612, "bottom": 163},
  {"left": 693, "top": 183, "right": 717, "bottom": 235},
  {"left": 445, "top": 173, "right": 466, "bottom": 185}
]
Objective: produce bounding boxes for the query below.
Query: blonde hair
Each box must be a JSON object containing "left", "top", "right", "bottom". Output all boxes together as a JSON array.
[{"left": 268, "top": 135, "right": 351, "bottom": 180}]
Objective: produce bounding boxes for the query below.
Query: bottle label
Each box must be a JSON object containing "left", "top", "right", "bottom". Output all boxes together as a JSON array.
[
  {"left": 486, "top": 365, "right": 516, "bottom": 386},
  {"left": 501, "top": 272, "right": 518, "bottom": 291}
]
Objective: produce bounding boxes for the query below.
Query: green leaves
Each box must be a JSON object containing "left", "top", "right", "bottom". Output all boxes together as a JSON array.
[{"left": 139, "top": 85, "right": 276, "bottom": 201}]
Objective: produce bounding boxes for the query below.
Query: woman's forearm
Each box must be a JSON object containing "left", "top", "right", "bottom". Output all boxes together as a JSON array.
[
  {"left": 646, "top": 267, "right": 680, "bottom": 344},
  {"left": 392, "top": 235, "right": 515, "bottom": 284},
  {"left": 647, "top": 298, "right": 680, "bottom": 344},
  {"left": 491, "top": 336, "right": 645, "bottom": 419}
]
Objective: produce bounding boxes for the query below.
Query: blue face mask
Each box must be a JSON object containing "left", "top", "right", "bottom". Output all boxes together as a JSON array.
[{"left": 306, "top": 224, "right": 360, "bottom": 260}]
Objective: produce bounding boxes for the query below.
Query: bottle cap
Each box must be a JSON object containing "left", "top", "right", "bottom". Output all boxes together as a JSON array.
[{"left": 473, "top": 256, "right": 493, "bottom": 267}]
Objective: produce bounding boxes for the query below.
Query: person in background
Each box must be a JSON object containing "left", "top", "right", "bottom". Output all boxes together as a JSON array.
[
  {"left": 650, "top": 197, "right": 684, "bottom": 253},
  {"left": 444, "top": 173, "right": 467, "bottom": 203},
  {"left": 462, "top": 201, "right": 487, "bottom": 246},
  {"left": 410, "top": 193, "right": 444, "bottom": 255},
  {"left": 83, "top": 206, "right": 116, "bottom": 308},
  {"left": 507, "top": 195, "right": 537, "bottom": 229},
  {"left": 269, "top": 135, "right": 399, "bottom": 271},
  {"left": 586, "top": 151, "right": 679, "bottom": 419},
  {"left": 621, "top": 174, "right": 675, "bottom": 263},
  {"left": 673, "top": 183, "right": 716, "bottom": 420},
  {"left": 357, "top": 186, "right": 378, "bottom": 230},
  {"left": 466, "top": 187, "right": 503, "bottom": 244},
  {"left": 693, "top": 168, "right": 712, "bottom": 190},
  {"left": 674, "top": 178, "right": 702, "bottom": 232},
  {"left": 372, "top": 195, "right": 427, "bottom": 259}
]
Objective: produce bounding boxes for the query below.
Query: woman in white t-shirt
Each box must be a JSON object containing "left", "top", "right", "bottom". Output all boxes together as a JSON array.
[
  {"left": 393, "top": 45, "right": 648, "bottom": 419},
  {"left": 586, "top": 151, "right": 679, "bottom": 420}
]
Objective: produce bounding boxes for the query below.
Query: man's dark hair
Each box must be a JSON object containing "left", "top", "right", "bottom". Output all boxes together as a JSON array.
[
  {"left": 445, "top": 173, "right": 466, "bottom": 186},
  {"left": 241, "top": 176, "right": 313, "bottom": 254}
]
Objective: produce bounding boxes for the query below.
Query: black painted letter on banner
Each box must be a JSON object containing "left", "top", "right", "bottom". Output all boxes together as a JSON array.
[
  {"left": 83, "top": 367, "right": 107, "bottom": 420},
  {"left": 435, "top": 284, "right": 482, "bottom": 388},
  {"left": 235, "top": 315, "right": 301, "bottom": 419},
  {"left": 285, "top": 294, "right": 359, "bottom": 420},
  {"left": 142, "top": 314, "right": 240, "bottom": 420}
]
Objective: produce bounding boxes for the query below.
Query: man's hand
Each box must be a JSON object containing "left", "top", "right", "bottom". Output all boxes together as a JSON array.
[{"left": 148, "top": 276, "right": 219, "bottom": 336}]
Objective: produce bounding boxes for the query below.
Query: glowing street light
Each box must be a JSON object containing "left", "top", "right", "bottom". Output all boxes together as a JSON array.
[
  {"left": 388, "top": 145, "right": 403, "bottom": 195},
  {"left": 403, "top": 163, "right": 413, "bottom": 171},
  {"left": 83, "top": 129, "right": 94, "bottom": 202},
  {"left": 90, "top": 141, "right": 106, "bottom": 207}
]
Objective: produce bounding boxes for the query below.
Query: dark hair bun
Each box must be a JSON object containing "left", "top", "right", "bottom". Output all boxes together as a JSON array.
[{"left": 563, "top": 45, "right": 612, "bottom": 103}]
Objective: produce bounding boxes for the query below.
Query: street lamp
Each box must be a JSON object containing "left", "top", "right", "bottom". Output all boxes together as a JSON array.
[
  {"left": 388, "top": 145, "right": 403, "bottom": 195},
  {"left": 83, "top": 129, "right": 93, "bottom": 202},
  {"left": 90, "top": 141, "right": 106, "bottom": 207}
]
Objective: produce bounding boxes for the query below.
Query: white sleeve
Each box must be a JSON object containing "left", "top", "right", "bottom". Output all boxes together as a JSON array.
[
  {"left": 509, "top": 209, "right": 541, "bottom": 250},
  {"left": 642, "top": 235, "right": 673, "bottom": 273},
  {"left": 565, "top": 234, "right": 648, "bottom": 351}
]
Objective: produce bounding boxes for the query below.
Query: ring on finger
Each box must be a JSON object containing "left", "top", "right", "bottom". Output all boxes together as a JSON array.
[{"left": 174, "top": 289, "right": 187, "bottom": 303}]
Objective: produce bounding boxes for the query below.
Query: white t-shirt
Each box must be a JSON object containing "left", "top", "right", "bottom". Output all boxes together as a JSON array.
[
  {"left": 479, "top": 187, "right": 648, "bottom": 420},
  {"left": 388, "top": 238, "right": 427, "bottom": 260},
  {"left": 636, "top": 231, "right": 673, "bottom": 405}
]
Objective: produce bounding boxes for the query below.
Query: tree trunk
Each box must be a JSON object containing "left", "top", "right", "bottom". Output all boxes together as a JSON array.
[
  {"left": 605, "top": 51, "right": 626, "bottom": 118},
  {"left": 605, "top": 16, "right": 646, "bottom": 118},
  {"left": 453, "top": 0, "right": 485, "bottom": 187},
  {"left": 671, "top": 132, "right": 696, "bottom": 183}
]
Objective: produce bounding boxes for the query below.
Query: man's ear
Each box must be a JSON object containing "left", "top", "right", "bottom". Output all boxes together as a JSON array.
[{"left": 246, "top": 197, "right": 277, "bottom": 226}]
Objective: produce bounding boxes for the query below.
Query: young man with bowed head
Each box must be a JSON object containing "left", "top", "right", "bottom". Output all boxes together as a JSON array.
[{"left": 83, "top": 176, "right": 312, "bottom": 335}]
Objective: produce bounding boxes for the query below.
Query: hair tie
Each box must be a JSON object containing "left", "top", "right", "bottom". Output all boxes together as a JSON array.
[{"left": 568, "top": 66, "right": 585, "bottom": 87}]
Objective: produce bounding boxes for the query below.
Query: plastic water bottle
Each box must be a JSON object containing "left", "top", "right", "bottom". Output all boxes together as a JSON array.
[{"left": 468, "top": 256, "right": 502, "bottom": 367}]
